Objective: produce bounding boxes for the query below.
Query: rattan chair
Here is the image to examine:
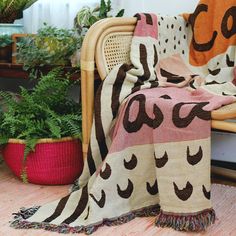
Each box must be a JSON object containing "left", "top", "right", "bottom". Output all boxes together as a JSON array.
[{"left": 80, "top": 17, "right": 236, "bottom": 178}]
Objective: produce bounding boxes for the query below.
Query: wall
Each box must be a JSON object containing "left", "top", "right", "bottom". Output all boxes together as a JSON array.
[
  {"left": 114, "top": 0, "right": 199, "bottom": 16},
  {"left": 23, "top": 0, "right": 99, "bottom": 33},
  {"left": 23, "top": 0, "right": 200, "bottom": 33}
]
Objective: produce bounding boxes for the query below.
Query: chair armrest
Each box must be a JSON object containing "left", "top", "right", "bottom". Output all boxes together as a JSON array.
[
  {"left": 211, "top": 102, "right": 236, "bottom": 120},
  {"left": 211, "top": 120, "right": 236, "bottom": 133}
]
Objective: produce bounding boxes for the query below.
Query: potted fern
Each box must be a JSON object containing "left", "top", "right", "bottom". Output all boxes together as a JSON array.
[{"left": 0, "top": 69, "right": 83, "bottom": 185}]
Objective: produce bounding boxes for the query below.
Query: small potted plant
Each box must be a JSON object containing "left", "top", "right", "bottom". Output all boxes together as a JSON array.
[
  {"left": 0, "top": 69, "right": 83, "bottom": 185},
  {"left": 16, "top": 24, "right": 81, "bottom": 73},
  {"left": 0, "top": 34, "right": 13, "bottom": 62},
  {"left": 71, "top": 0, "right": 124, "bottom": 66},
  {"left": 0, "top": 0, "right": 37, "bottom": 23},
  {"left": 0, "top": 0, "right": 37, "bottom": 42},
  {"left": 75, "top": 0, "right": 124, "bottom": 35}
]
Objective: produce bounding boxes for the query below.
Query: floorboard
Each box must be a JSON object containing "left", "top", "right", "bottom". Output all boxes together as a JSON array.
[{"left": 0, "top": 162, "right": 235, "bottom": 236}]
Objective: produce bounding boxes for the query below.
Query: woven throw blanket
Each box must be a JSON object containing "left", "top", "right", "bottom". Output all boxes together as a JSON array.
[{"left": 11, "top": 0, "right": 236, "bottom": 234}]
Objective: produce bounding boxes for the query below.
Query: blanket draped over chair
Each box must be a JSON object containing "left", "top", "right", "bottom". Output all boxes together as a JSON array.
[{"left": 11, "top": 0, "right": 236, "bottom": 234}]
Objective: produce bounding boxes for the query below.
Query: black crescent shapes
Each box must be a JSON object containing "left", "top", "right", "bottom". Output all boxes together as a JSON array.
[
  {"left": 187, "top": 146, "right": 203, "bottom": 166},
  {"left": 124, "top": 154, "right": 138, "bottom": 170},
  {"left": 146, "top": 180, "right": 159, "bottom": 195},
  {"left": 90, "top": 190, "right": 106, "bottom": 208},
  {"left": 208, "top": 68, "right": 221, "bottom": 76},
  {"left": 159, "top": 94, "right": 172, "bottom": 100},
  {"left": 189, "top": 80, "right": 197, "bottom": 89},
  {"left": 173, "top": 181, "right": 193, "bottom": 201},
  {"left": 154, "top": 151, "right": 168, "bottom": 168},
  {"left": 226, "top": 54, "right": 234, "bottom": 67},
  {"left": 206, "top": 80, "right": 226, "bottom": 85},
  {"left": 222, "top": 92, "right": 236, "bottom": 97},
  {"left": 117, "top": 179, "right": 134, "bottom": 199},
  {"left": 172, "top": 102, "right": 211, "bottom": 128},
  {"left": 202, "top": 185, "right": 211, "bottom": 200},
  {"left": 100, "top": 163, "right": 111, "bottom": 180}
]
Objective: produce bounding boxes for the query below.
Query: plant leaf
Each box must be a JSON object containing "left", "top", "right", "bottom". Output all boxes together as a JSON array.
[{"left": 116, "top": 9, "right": 125, "bottom": 17}]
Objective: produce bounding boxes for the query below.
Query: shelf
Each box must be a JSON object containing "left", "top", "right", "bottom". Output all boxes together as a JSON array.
[{"left": 0, "top": 63, "right": 80, "bottom": 80}]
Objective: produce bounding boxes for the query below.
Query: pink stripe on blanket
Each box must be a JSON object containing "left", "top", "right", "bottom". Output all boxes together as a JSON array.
[
  {"left": 134, "top": 13, "right": 158, "bottom": 39},
  {"left": 109, "top": 87, "right": 234, "bottom": 153}
]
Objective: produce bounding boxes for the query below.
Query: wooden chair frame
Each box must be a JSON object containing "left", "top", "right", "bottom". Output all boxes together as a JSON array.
[{"left": 80, "top": 17, "right": 236, "bottom": 173}]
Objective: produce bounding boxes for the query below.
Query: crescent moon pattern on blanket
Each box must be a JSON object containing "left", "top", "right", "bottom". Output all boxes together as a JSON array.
[
  {"left": 173, "top": 181, "right": 193, "bottom": 201},
  {"left": 146, "top": 180, "right": 159, "bottom": 195},
  {"left": 124, "top": 154, "right": 138, "bottom": 170},
  {"left": 100, "top": 163, "right": 112, "bottom": 180},
  {"left": 187, "top": 146, "right": 203, "bottom": 165},
  {"left": 90, "top": 190, "right": 106, "bottom": 208},
  {"left": 117, "top": 179, "right": 134, "bottom": 199},
  {"left": 202, "top": 185, "right": 211, "bottom": 200},
  {"left": 154, "top": 152, "right": 169, "bottom": 168}
]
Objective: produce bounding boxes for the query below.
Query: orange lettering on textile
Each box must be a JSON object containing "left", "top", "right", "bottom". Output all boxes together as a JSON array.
[{"left": 183, "top": 0, "right": 236, "bottom": 66}]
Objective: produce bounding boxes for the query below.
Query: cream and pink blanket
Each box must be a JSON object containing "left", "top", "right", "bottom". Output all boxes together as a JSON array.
[{"left": 11, "top": 0, "right": 236, "bottom": 234}]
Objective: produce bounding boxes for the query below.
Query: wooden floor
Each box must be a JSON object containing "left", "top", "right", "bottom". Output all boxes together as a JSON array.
[{"left": 0, "top": 162, "right": 236, "bottom": 236}]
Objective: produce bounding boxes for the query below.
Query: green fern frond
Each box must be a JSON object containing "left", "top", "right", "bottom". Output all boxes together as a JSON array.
[
  {"left": 20, "top": 167, "right": 28, "bottom": 183},
  {"left": 0, "top": 68, "right": 82, "bottom": 183},
  {"left": 0, "top": 91, "right": 18, "bottom": 109},
  {"left": 0, "top": 136, "right": 9, "bottom": 145},
  {"left": 46, "top": 117, "right": 61, "bottom": 138},
  {"left": 23, "top": 138, "right": 38, "bottom": 162}
]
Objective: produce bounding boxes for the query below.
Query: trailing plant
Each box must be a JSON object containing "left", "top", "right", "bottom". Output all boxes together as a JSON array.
[
  {"left": 75, "top": 0, "right": 125, "bottom": 35},
  {"left": 0, "top": 34, "right": 13, "bottom": 48},
  {"left": 0, "top": 0, "right": 38, "bottom": 23},
  {"left": 16, "top": 23, "right": 81, "bottom": 74},
  {"left": 71, "top": 0, "right": 124, "bottom": 67},
  {"left": 0, "top": 69, "right": 82, "bottom": 181}
]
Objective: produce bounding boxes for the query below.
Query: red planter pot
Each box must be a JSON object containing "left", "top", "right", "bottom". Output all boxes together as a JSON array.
[{"left": 2, "top": 137, "right": 83, "bottom": 185}]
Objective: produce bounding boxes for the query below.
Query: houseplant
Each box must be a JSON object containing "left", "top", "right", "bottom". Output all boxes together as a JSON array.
[
  {"left": 75, "top": 0, "right": 125, "bottom": 35},
  {"left": 0, "top": 69, "right": 83, "bottom": 184},
  {"left": 0, "top": 34, "right": 13, "bottom": 62},
  {"left": 16, "top": 24, "right": 81, "bottom": 74},
  {"left": 0, "top": 0, "right": 37, "bottom": 62},
  {"left": 0, "top": 0, "right": 37, "bottom": 23},
  {"left": 70, "top": 0, "right": 124, "bottom": 66}
]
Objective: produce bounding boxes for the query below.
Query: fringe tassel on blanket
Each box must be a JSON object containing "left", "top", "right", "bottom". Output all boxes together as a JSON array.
[
  {"left": 155, "top": 209, "right": 216, "bottom": 232},
  {"left": 10, "top": 205, "right": 160, "bottom": 235}
]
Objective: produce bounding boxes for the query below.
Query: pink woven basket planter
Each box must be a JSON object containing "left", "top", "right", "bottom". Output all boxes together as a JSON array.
[{"left": 2, "top": 137, "right": 83, "bottom": 185}]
